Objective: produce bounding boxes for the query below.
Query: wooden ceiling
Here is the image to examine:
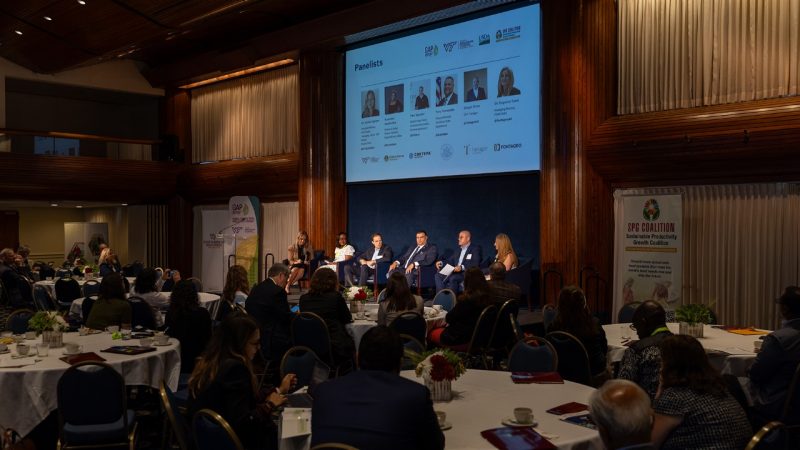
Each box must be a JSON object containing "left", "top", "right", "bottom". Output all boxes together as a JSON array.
[{"left": 0, "top": 0, "right": 370, "bottom": 83}]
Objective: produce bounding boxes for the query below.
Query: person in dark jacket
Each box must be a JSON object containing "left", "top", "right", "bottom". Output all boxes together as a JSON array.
[
  {"left": 298, "top": 268, "right": 355, "bottom": 366},
  {"left": 547, "top": 285, "right": 608, "bottom": 378},
  {"left": 246, "top": 263, "right": 293, "bottom": 362},
  {"left": 166, "top": 280, "right": 212, "bottom": 374},
  {"left": 429, "top": 267, "right": 494, "bottom": 346}
]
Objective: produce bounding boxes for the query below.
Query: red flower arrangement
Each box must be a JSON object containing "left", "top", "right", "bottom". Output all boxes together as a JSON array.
[
  {"left": 429, "top": 354, "right": 456, "bottom": 381},
  {"left": 354, "top": 289, "right": 368, "bottom": 301}
]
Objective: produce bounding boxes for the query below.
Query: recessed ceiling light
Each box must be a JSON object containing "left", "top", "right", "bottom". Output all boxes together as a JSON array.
[
  {"left": 121, "top": 203, "right": 128, "bottom": 206},
  {"left": 50, "top": 203, "right": 58, "bottom": 207},
  {"left": 76, "top": 205, "right": 83, "bottom": 208},
  {"left": 77, "top": 0, "right": 86, "bottom": 5},
  {"left": 14, "top": 30, "right": 22, "bottom": 35},
  {"left": 44, "top": 16, "right": 52, "bottom": 21}
]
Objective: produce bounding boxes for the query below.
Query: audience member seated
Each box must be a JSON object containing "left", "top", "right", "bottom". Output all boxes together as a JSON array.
[
  {"left": 0, "top": 248, "right": 31, "bottom": 308},
  {"left": 188, "top": 314, "right": 296, "bottom": 450},
  {"left": 85, "top": 273, "right": 131, "bottom": 330},
  {"left": 589, "top": 379, "right": 654, "bottom": 450},
  {"left": 320, "top": 232, "right": 355, "bottom": 272},
  {"left": 344, "top": 232, "right": 393, "bottom": 287},
  {"left": 311, "top": 326, "right": 445, "bottom": 450},
  {"left": 434, "top": 230, "right": 482, "bottom": 294},
  {"left": 219, "top": 265, "right": 250, "bottom": 321},
  {"left": 131, "top": 267, "right": 171, "bottom": 327},
  {"left": 98, "top": 247, "right": 122, "bottom": 276},
  {"left": 246, "top": 263, "right": 294, "bottom": 362},
  {"left": 487, "top": 262, "right": 522, "bottom": 305},
  {"left": 749, "top": 285, "right": 800, "bottom": 424},
  {"left": 429, "top": 267, "right": 493, "bottom": 346},
  {"left": 285, "top": 231, "right": 313, "bottom": 294},
  {"left": 493, "top": 233, "right": 519, "bottom": 271},
  {"left": 166, "top": 280, "right": 212, "bottom": 374},
  {"left": 388, "top": 230, "right": 438, "bottom": 289},
  {"left": 15, "top": 245, "right": 33, "bottom": 279},
  {"left": 547, "top": 286, "right": 608, "bottom": 379},
  {"left": 617, "top": 301, "right": 672, "bottom": 399},
  {"left": 298, "top": 268, "right": 355, "bottom": 366},
  {"left": 378, "top": 272, "right": 424, "bottom": 326},
  {"left": 651, "top": 335, "right": 751, "bottom": 450}
]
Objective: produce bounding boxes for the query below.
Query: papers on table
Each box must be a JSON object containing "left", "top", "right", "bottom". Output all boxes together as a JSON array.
[
  {"left": 281, "top": 408, "right": 311, "bottom": 438},
  {"left": 438, "top": 264, "right": 455, "bottom": 277},
  {"left": 0, "top": 356, "right": 38, "bottom": 368}
]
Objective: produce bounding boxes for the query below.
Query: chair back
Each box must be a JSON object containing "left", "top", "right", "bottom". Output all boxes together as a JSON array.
[
  {"left": 129, "top": 296, "right": 158, "bottom": 329},
  {"left": 506, "top": 258, "right": 533, "bottom": 307},
  {"left": 291, "top": 312, "right": 334, "bottom": 365},
  {"left": 489, "top": 298, "right": 520, "bottom": 350},
  {"left": 617, "top": 302, "right": 641, "bottom": 323},
  {"left": 542, "top": 304, "right": 557, "bottom": 330},
  {"left": 280, "top": 346, "right": 329, "bottom": 389},
  {"left": 388, "top": 312, "right": 427, "bottom": 345},
  {"left": 546, "top": 331, "right": 593, "bottom": 386},
  {"left": 466, "top": 305, "right": 499, "bottom": 355},
  {"left": 745, "top": 421, "right": 787, "bottom": 450},
  {"left": 6, "top": 308, "right": 35, "bottom": 334},
  {"left": 432, "top": 289, "right": 456, "bottom": 312},
  {"left": 541, "top": 268, "right": 564, "bottom": 307},
  {"left": 400, "top": 334, "right": 425, "bottom": 370},
  {"left": 57, "top": 362, "right": 129, "bottom": 438},
  {"left": 39, "top": 265, "right": 56, "bottom": 279},
  {"left": 82, "top": 296, "right": 97, "bottom": 322},
  {"left": 781, "top": 362, "right": 800, "bottom": 423},
  {"left": 508, "top": 337, "right": 558, "bottom": 373},
  {"left": 33, "top": 285, "right": 57, "bottom": 311},
  {"left": 160, "top": 381, "right": 190, "bottom": 450},
  {"left": 55, "top": 277, "right": 82, "bottom": 306},
  {"left": 192, "top": 409, "right": 244, "bottom": 450},
  {"left": 377, "top": 288, "right": 387, "bottom": 303},
  {"left": 82, "top": 279, "right": 101, "bottom": 297},
  {"left": 187, "top": 277, "right": 204, "bottom": 293}
]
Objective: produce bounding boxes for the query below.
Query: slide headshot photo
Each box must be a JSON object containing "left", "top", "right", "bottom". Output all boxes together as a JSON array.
[
  {"left": 436, "top": 74, "right": 458, "bottom": 106},
  {"left": 464, "top": 68, "right": 488, "bottom": 102},
  {"left": 361, "top": 89, "right": 380, "bottom": 118},
  {"left": 497, "top": 66, "right": 521, "bottom": 97},
  {"left": 384, "top": 84, "right": 404, "bottom": 114},
  {"left": 410, "top": 79, "right": 430, "bottom": 110}
]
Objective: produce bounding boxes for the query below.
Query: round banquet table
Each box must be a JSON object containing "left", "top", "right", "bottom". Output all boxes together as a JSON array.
[
  {"left": 345, "top": 304, "right": 447, "bottom": 350},
  {"left": 604, "top": 322, "right": 768, "bottom": 377},
  {"left": 68, "top": 292, "right": 221, "bottom": 322},
  {"left": 0, "top": 331, "right": 181, "bottom": 437},
  {"left": 35, "top": 277, "right": 137, "bottom": 299}
]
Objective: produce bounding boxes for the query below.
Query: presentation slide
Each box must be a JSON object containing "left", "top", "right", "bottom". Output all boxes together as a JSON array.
[{"left": 345, "top": 3, "right": 541, "bottom": 183}]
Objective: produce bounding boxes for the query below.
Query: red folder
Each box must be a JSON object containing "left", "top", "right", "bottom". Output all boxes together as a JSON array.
[
  {"left": 546, "top": 402, "right": 589, "bottom": 415},
  {"left": 510, "top": 372, "right": 564, "bottom": 384},
  {"left": 59, "top": 352, "right": 107, "bottom": 365},
  {"left": 481, "top": 427, "right": 557, "bottom": 450}
]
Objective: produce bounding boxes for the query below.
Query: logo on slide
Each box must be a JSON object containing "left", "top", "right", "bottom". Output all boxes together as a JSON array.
[
  {"left": 443, "top": 41, "right": 457, "bottom": 53},
  {"left": 362, "top": 157, "right": 370, "bottom": 164},
  {"left": 479, "top": 34, "right": 490, "bottom": 45},
  {"left": 424, "top": 45, "right": 439, "bottom": 57},
  {"left": 441, "top": 144, "right": 453, "bottom": 160},
  {"left": 493, "top": 143, "right": 522, "bottom": 152},
  {"left": 465, "top": 144, "right": 487, "bottom": 155},
  {"left": 459, "top": 39, "right": 474, "bottom": 49}
]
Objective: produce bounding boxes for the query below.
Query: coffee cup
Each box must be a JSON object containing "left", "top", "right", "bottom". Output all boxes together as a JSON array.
[
  {"left": 64, "top": 342, "right": 81, "bottom": 354},
  {"left": 513, "top": 407, "right": 533, "bottom": 424},
  {"left": 17, "top": 343, "right": 30, "bottom": 356},
  {"left": 435, "top": 410, "right": 447, "bottom": 427},
  {"left": 25, "top": 331, "right": 37, "bottom": 340},
  {"left": 754, "top": 339, "right": 763, "bottom": 352},
  {"left": 154, "top": 334, "right": 169, "bottom": 345},
  {"left": 107, "top": 325, "right": 120, "bottom": 333},
  {"left": 139, "top": 337, "right": 153, "bottom": 348}
]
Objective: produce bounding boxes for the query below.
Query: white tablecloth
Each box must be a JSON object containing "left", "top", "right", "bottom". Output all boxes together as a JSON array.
[
  {"left": 0, "top": 331, "right": 181, "bottom": 436},
  {"left": 36, "top": 277, "right": 137, "bottom": 299},
  {"left": 345, "top": 305, "right": 447, "bottom": 350},
  {"left": 279, "top": 370, "right": 601, "bottom": 450},
  {"left": 604, "top": 323, "right": 768, "bottom": 377},
  {"left": 69, "top": 292, "right": 221, "bottom": 322}
]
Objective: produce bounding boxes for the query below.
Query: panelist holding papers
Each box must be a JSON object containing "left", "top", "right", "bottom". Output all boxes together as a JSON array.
[{"left": 435, "top": 230, "right": 482, "bottom": 294}]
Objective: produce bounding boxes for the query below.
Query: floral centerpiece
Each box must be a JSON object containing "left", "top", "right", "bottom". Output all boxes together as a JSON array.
[
  {"left": 414, "top": 349, "right": 466, "bottom": 402},
  {"left": 28, "top": 311, "right": 68, "bottom": 347},
  {"left": 344, "top": 286, "right": 373, "bottom": 314},
  {"left": 675, "top": 303, "right": 713, "bottom": 338}
]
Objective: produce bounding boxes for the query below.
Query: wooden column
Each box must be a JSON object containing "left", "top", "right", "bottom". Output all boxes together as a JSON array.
[
  {"left": 540, "top": 0, "right": 616, "bottom": 310},
  {"left": 298, "top": 52, "right": 346, "bottom": 257}
]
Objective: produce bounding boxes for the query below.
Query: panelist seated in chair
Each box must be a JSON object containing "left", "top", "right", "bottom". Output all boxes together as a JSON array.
[
  {"left": 434, "top": 230, "right": 482, "bottom": 294},
  {"left": 311, "top": 326, "right": 445, "bottom": 450},
  {"left": 285, "top": 231, "right": 313, "bottom": 294},
  {"left": 344, "top": 232, "right": 393, "bottom": 287},
  {"left": 319, "top": 232, "right": 355, "bottom": 273},
  {"left": 388, "top": 230, "right": 438, "bottom": 289}
]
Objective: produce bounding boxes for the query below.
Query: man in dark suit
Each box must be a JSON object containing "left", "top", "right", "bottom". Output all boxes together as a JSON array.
[
  {"left": 388, "top": 230, "right": 438, "bottom": 288},
  {"left": 414, "top": 86, "right": 429, "bottom": 109},
  {"left": 465, "top": 77, "right": 487, "bottom": 102},
  {"left": 343, "top": 232, "right": 393, "bottom": 287},
  {"left": 488, "top": 262, "right": 521, "bottom": 305},
  {"left": 245, "top": 263, "right": 293, "bottom": 362},
  {"left": 434, "top": 230, "right": 482, "bottom": 294},
  {"left": 436, "top": 76, "right": 458, "bottom": 106},
  {"left": 311, "top": 326, "right": 445, "bottom": 450}
]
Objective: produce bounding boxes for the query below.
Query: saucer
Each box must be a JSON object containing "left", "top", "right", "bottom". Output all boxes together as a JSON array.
[
  {"left": 153, "top": 341, "right": 172, "bottom": 346},
  {"left": 439, "top": 421, "right": 452, "bottom": 431},
  {"left": 502, "top": 417, "right": 537, "bottom": 428}
]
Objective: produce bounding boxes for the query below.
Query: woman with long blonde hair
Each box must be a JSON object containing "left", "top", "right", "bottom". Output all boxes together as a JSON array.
[
  {"left": 285, "top": 231, "right": 313, "bottom": 294},
  {"left": 493, "top": 233, "right": 519, "bottom": 271}
]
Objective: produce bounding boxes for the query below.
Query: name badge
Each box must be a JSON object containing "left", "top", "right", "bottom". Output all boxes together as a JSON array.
[{"left": 466, "top": 254, "right": 472, "bottom": 260}]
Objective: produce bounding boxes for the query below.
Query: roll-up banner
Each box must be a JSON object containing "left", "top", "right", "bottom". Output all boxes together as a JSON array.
[{"left": 227, "top": 196, "right": 261, "bottom": 287}]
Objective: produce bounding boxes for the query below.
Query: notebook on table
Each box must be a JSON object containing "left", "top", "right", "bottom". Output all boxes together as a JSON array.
[
  {"left": 546, "top": 402, "right": 588, "bottom": 415},
  {"left": 101, "top": 346, "right": 157, "bottom": 355},
  {"left": 510, "top": 372, "right": 564, "bottom": 384},
  {"left": 59, "top": 352, "right": 107, "bottom": 365}
]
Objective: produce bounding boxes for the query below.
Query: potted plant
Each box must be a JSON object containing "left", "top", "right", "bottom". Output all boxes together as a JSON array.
[
  {"left": 675, "top": 303, "right": 712, "bottom": 338},
  {"left": 28, "top": 311, "right": 69, "bottom": 347},
  {"left": 414, "top": 349, "right": 466, "bottom": 402}
]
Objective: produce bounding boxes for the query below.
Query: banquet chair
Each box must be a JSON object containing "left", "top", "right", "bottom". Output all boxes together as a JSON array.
[
  {"left": 377, "top": 288, "right": 387, "bottom": 303},
  {"left": 443, "top": 305, "right": 498, "bottom": 369},
  {"left": 745, "top": 421, "right": 787, "bottom": 450},
  {"left": 160, "top": 381, "right": 190, "bottom": 450},
  {"left": 400, "top": 334, "right": 425, "bottom": 370},
  {"left": 488, "top": 299, "right": 520, "bottom": 353},
  {"left": 192, "top": 409, "right": 243, "bottom": 450},
  {"left": 545, "top": 331, "right": 593, "bottom": 386},
  {"left": 781, "top": 362, "right": 800, "bottom": 424},
  {"left": 617, "top": 302, "right": 641, "bottom": 323},
  {"left": 33, "top": 285, "right": 58, "bottom": 311},
  {"left": 186, "top": 277, "right": 203, "bottom": 293},
  {"left": 542, "top": 304, "right": 557, "bottom": 330},
  {"left": 310, "top": 444, "right": 359, "bottom": 450},
  {"left": 82, "top": 279, "right": 100, "bottom": 297},
  {"left": 82, "top": 296, "right": 97, "bottom": 323},
  {"left": 6, "top": 308, "right": 35, "bottom": 334},
  {"left": 280, "top": 346, "right": 330, "bottom": 389},
  {"left": 432, "top": 289, "right": 456, "bottom": 312},
  {"left": 508, "top": 337, "right": 558, "bottom": 373},
  {"left": 55, "top": 277, "right": 82, "bottom": 310},
  {"left": 291, "top": 312, "right": 350, "bottom": 375},
  {"left": 388, "top": 312, "right": 427, "bottom": 345},
  {"left": 129, "top": 296, "right": 158, "bottom": 330},
  {"left": 57, "top": 361, "right": 138, "bottom": 450},
  {"left": 39, "top": 265, "right": 55, "bottom": 280}
]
